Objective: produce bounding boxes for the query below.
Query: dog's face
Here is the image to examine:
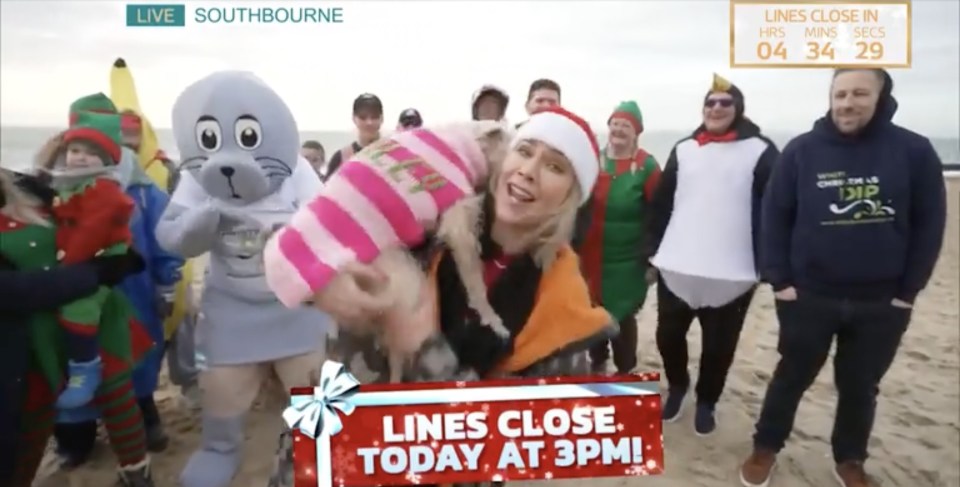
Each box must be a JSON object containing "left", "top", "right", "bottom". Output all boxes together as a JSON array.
[{"left": 172, "top": 71, "right": 299, "bottom": 204}]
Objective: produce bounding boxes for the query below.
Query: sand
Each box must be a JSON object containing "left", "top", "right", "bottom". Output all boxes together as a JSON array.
[{"left": 35, "top": 180, "right": 959, "bottom": 487}]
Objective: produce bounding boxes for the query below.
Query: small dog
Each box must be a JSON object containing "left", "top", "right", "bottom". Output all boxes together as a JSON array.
[
  {"left": 357, "top": 193, "right": 490, "bottom": 383},
  {"left": 265, "top": 120, "right": 516, "bottom": 383}
]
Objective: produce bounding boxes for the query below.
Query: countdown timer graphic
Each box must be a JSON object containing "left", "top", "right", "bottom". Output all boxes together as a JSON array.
[{"left": 730, "top": 0, "right": 911, "bottom": 68}]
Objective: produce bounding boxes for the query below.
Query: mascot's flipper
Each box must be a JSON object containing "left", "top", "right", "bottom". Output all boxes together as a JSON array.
[
  {"left": 112, "top": 57, "right": 195, "bottom": 337},
  {"left": 156, "top": 203, "right": 221, "bottom": 259}
]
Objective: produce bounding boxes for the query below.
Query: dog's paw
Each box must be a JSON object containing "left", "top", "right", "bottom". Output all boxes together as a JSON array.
[{"left": 484, "top": 317, "right": 510, "bottom": 339}]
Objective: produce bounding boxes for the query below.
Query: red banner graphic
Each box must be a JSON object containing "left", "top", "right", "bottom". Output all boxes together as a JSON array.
[{"left": 289, "top": 372, "right": 664, "bottom": 486}]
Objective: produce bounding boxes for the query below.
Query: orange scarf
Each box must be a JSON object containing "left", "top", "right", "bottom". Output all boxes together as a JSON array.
[{"left": 428, "top": 245, "right": 612, "bottom": 374}]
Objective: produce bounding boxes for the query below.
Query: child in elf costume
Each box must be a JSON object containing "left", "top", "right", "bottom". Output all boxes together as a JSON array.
[
  {"left": 45, "top": 111, "right": 136, "bottom": 409},
  {"left": 52, "top": 92, "right": 185, "bottom": 466}
]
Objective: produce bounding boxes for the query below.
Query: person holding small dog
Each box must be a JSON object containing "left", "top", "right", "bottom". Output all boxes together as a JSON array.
[{"left": 267, "top": 107, "right": 616, "bottom": 487}]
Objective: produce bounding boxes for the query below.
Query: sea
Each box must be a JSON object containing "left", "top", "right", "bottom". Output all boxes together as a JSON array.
[{"left": 1, "top": 125, "right": 958, "bottom": 173}]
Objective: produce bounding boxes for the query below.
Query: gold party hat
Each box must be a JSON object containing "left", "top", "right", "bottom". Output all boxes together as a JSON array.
[{"left": 711, "top": 73, "right": 732, "bottom": 93}]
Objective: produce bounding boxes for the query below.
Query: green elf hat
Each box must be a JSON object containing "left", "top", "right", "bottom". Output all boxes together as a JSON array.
[
  {"left": 68, "top": 92, "right": 118, "bottom": 125},
  {"left": 63, "top": 111, "right": 123, "bottom": 164},
  {"left": 608, "top": 100, "right": 643, "bottom": 135}
]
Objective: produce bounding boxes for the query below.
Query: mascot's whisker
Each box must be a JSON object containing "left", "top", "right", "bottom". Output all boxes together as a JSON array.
[
  {"left": 180, "top": 155, "right": 208, "bottom": 170},
  {"left": 255, "top": 156, "right": 293, "bottom": 173},
  {"left": 261, "top": 166, "right": 293, "bottom": 177}
]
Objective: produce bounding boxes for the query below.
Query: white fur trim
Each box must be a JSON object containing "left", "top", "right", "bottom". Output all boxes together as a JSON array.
[{"left": 512, "top": 111, "right": 598, "bottom": 204}]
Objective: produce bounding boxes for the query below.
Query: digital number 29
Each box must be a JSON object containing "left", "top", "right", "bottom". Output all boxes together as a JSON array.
[{"left": 855, "top": 41, "right": 883, "bottom": 60}]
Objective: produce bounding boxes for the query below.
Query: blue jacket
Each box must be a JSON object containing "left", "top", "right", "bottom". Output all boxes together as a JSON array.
[
  {"left": 760, "top": 91, "right": 947, "bottom": 303},
  {"left": 122, "top": 181, "right": 184, "bottom": 397},
  {"left": 58, "top": 152, "right": 184, "bottom": 423}
]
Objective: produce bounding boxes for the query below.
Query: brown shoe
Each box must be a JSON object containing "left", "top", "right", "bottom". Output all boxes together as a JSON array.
[
  {"left": 739, "top": 448, "right": 777, "bottom": 487},
  {"left": 833, "top": 461, "right": 872, "bottom": 487}
]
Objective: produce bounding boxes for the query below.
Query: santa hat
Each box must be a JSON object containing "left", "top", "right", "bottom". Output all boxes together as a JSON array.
[{"left": 512, "top": 106, "right": 599, "bottom": 204}]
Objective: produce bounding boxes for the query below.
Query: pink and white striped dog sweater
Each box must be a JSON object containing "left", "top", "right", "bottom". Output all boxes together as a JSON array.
[{"left": 264, "top": 124, "right": 495, "bottom": 308}]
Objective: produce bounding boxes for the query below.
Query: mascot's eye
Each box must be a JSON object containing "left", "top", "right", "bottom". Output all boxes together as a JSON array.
[
  {"left": 235, "top": 117, "right": 262, "bottom": 150},
  {"left": 195, "top": 119, "right": 222, "bottom": 152}
]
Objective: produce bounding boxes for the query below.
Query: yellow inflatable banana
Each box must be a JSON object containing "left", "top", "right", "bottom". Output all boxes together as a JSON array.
[{"left": 110, "top": 57, "right": 195, "bottom": 341}]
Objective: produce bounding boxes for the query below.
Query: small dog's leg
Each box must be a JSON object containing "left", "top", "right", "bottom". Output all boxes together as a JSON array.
[
  {"left": 387, "top": 352, "right": 404, "bottom": 384},
  {"left": 471, "top": 299, "right": 509, "bottom": 338},
  {"left": 440, "top": 198, "right": 509, "bottom": 339}
]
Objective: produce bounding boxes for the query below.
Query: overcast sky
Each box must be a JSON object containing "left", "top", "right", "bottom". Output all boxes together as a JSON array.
[{"left": 1, "top": 0, "right": 957, "bottom": 137}]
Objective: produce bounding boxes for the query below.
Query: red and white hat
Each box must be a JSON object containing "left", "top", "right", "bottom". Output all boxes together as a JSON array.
[{"left": 512, "top": 106, "right": 600, "bottom": 204}]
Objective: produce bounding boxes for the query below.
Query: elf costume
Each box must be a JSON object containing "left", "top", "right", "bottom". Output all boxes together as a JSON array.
[
  {"left": 54, "top": 92, "right": 185, "bottom": 460},
  {"left": 579, "top": 101, "right": 661, "bottom": 373},
  {"left": 0, "top": 185, "right": 154, "bottom": 486},
  {"left": 51, "top": 111, "right": 136, "bottom": 409}
]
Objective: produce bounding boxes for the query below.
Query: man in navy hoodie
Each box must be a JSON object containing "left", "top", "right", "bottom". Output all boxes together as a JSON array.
[{"left": 739, "top": 69, "right": 947, "bottom": 487}]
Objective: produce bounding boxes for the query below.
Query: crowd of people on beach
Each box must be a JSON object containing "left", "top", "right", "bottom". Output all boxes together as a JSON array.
[{"left": 0, "top": 59, "right": 948, "bottom": 487}]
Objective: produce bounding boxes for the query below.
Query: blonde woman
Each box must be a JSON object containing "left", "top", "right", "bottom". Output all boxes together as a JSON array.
[{"left": 267, "top": 107, "right": 616, "bottom": 487}]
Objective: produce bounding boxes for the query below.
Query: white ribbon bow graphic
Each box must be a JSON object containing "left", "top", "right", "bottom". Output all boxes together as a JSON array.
[{"left": 283, "top": 361, "right": 360, "bottom": 439}]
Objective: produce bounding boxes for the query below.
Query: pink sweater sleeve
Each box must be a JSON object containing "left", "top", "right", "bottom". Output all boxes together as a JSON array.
[{"left": 264, "top": 128, "right": 488, "bottom": 307}]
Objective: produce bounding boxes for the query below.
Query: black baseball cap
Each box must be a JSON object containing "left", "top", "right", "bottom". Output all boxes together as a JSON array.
[
  {"left": 398, "top": 108, "right": 422, "bottom": 128},
  {"left": 353, "top": 93, "right": 383, "bottom": 116}
]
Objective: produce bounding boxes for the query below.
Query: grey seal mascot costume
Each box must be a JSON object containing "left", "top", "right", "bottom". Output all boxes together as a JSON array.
[{"left": 155, "top": 71, "right": 331, "bottom": 487}]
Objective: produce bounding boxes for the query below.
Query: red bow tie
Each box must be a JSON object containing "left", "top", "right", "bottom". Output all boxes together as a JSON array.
[{"left": 695, "top": 130, "right": 737, "bottom": 146}]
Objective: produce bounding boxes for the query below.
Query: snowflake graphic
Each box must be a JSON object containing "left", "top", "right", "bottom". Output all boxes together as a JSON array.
[
  {"left": 332, "top": 445, "right": 359, "bottom": 475},
  {"left": 626, "top": 465, "right": 647, "bottom": 476},
  {"left": 404, "top": 471, "right": 422, "bottom": 484},
  {"left": 616, "top": 423, "right": 625, "bottom": 432}
]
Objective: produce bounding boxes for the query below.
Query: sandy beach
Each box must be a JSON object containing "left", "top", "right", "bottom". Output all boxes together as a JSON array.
[{"left": 35, "top": 181, "right": 959, "bottom": 487}]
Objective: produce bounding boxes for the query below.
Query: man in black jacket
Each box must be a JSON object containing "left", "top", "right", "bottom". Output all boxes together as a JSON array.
[
  {"left": 323, "top": 93, "right": 383, "bottom": 181},
  {"left": 740, "top": 69, "right": 947, "bottom": 487}
]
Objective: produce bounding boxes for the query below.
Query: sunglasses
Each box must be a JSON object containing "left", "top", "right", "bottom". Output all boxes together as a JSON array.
[{"left": 705, "top": 98, "right": 734, "bottom": 108}]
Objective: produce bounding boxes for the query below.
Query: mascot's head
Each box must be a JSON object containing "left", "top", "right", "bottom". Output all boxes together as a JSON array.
[{"left": 172, "top": 71, "right": 298, "bottom": 203}]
